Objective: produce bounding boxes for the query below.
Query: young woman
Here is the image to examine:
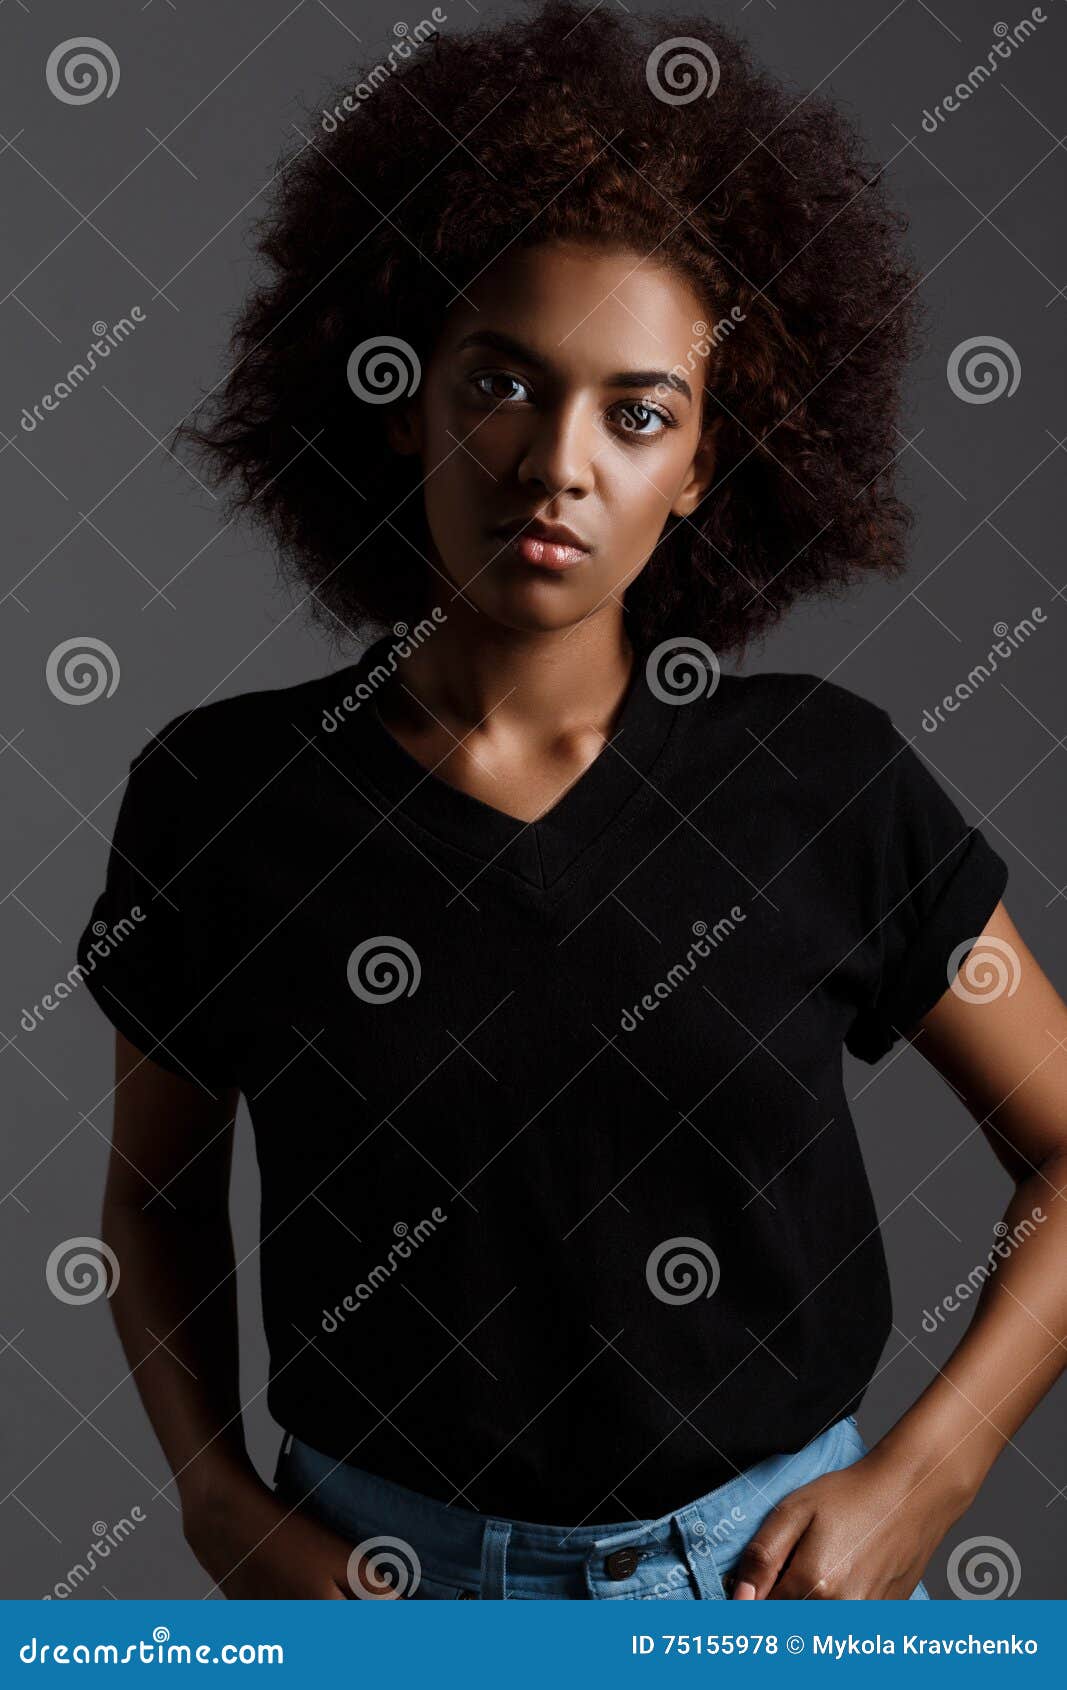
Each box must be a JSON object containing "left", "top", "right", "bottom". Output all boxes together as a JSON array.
[{"left": 78, "top": 1, "right": 1067, "bottom": 1601}]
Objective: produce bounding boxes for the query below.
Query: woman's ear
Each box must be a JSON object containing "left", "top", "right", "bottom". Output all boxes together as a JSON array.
[
  {"left": 385, "top": 403, "right": 422, "bottom": 457},
  {"left": 671, "top": 413, "right": 722, "bottom": 521}
]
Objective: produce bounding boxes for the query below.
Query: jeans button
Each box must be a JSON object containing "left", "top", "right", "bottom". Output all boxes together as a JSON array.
[{"left": 605, "top": 1546, "right": 641, "bottom": 1580}]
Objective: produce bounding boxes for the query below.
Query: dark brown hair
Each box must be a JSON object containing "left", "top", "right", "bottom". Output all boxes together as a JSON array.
[{"left": 177, "top": 0, "right": 927, "bottom": 659}]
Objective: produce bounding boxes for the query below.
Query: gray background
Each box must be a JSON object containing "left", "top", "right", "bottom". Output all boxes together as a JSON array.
[{"left": 1, "top": 0, "right": 1064, "bottom": 1600}]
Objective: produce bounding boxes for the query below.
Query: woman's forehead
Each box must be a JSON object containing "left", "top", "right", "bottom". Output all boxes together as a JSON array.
[{"left": 438, "top": 246, "right": 710, "bottom": 363}]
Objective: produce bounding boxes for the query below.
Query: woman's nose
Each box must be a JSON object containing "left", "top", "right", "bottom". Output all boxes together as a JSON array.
[{"left": 516, "top": 403, "right": 600, "bottom": 497}]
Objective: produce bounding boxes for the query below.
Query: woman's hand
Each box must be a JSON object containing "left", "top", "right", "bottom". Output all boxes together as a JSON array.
[
  {"left": 182, "top": 1469, "right": 402, "bottom": 1600},
  {"left": 729, "top": 1441, "right": 974, "bottom": 1600}
]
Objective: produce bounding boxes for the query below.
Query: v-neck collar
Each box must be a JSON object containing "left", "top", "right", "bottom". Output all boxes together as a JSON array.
[{"left": 325, "top": 634, "right": 681, "bottom": 891}]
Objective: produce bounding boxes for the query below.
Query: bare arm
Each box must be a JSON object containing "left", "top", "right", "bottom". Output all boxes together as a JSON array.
[
  {"left": 102, "top": 1030, "right": 395, "bottom": 1599},
  {"left": 732, "top": 900, "right": 1067, "bottom": 1599},
  {"left": 103, "top": 1031, "right": 246, "bottom": 1505},
  {"left": 862, "top": 898, "right": 1067, "bottom": 1503}
]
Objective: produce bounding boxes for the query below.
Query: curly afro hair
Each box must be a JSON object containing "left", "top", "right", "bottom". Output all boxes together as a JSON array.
[{"left": 178, "top": 0, "right": 927, "bottom": 660}]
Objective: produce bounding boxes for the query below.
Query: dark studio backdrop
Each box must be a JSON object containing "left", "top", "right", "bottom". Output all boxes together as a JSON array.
[{"left": 1, "top": 0, "right": 1064, "bottom": 1598}]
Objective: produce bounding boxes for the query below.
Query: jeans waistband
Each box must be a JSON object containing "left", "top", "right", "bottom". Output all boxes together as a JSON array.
[{"left": 275, "top": 1415, "right": 864, "bottom": 1599}]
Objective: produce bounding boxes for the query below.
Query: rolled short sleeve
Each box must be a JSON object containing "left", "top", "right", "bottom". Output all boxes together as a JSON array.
[
  {"left": 75, "top": 712, "right": 235, "bottom": 1092},
  {"left": 845, "top": 726, "right": 1009, "bottom": 1065}
]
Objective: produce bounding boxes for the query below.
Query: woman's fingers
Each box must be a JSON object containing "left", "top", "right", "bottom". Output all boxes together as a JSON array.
[
  {"left": 347, "top": 1552, "right": 404, "bottom": 1599},
  {"left": 766, "top": 1557, "right": 830, "bottom": 1600},
  {"left": 730, "top": 1501, "right": 813, "bottom": 1600}
]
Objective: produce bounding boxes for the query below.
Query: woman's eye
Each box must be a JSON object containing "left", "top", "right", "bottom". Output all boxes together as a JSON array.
[
  {"left": 612, "top": 402, "right": 674, "bottom": 438},
  {"left": 472, "top": 372, "right": 529, "bottom": 404},
  {"left": 470, "top": 378, "right": 675, "bottom": 437}
]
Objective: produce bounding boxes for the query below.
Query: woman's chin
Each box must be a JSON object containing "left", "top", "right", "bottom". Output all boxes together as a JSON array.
[{"left": 439, "top": 572, "right": 604, "bottom": 636}]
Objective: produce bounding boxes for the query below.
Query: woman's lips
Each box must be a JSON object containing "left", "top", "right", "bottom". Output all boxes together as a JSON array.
[{"left": 497, "top": 533, "right": 591, "bottom": 571}]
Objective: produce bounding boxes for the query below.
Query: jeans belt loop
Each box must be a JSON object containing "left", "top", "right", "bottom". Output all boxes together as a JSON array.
[
  {"left": 673, "top": 1505, "right": 727, "bottom": 1600},
  {"left": 479, "top": 1518, "right": 512, "bottom": 1599}
]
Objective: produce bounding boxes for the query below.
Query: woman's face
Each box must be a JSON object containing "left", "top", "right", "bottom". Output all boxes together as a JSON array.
[{"left": 389, "top": 242, "right": 719, "bottom": 634}]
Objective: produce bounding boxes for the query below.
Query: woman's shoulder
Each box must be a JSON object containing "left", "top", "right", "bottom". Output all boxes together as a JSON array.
[
  {"left": 713, "top": 667, "right": 898, "bottom": 764},
  {"left": 119, "top": 668, "right": 348, "bottom": 840},
  {"left": 134, "top": 668, "right": 344, "bottom": 775}
]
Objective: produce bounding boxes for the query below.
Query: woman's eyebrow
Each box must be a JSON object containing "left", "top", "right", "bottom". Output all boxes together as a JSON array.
[{"left": 454, "top": 329, "right": 692, "bottom": 402}]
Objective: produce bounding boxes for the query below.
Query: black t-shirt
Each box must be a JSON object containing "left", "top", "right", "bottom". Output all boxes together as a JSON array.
[{"left": 76, "top": 634, "right": 1009, "bottom": 1523}]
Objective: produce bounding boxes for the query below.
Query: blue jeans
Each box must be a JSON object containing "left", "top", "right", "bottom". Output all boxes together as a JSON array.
[{"left": 272, "top": 1413, "right": 932, "bottom": 1600}]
